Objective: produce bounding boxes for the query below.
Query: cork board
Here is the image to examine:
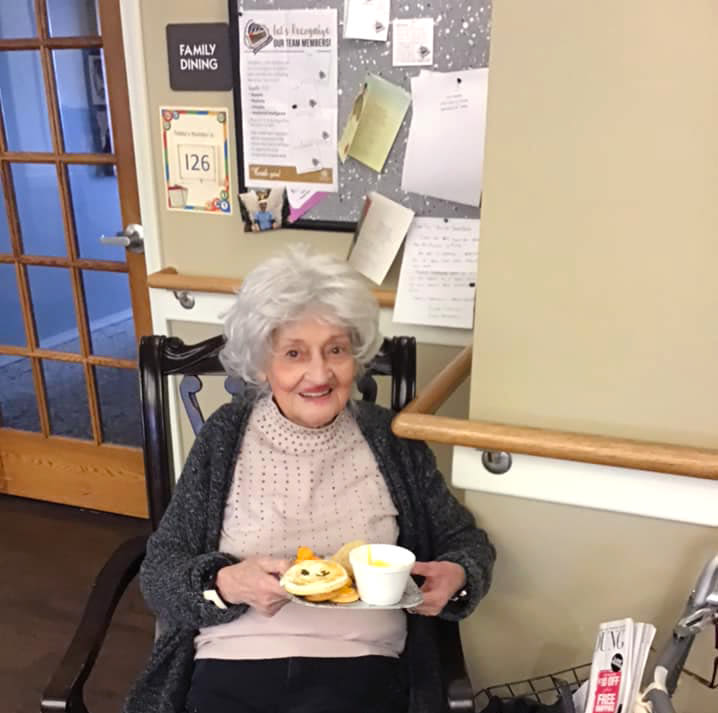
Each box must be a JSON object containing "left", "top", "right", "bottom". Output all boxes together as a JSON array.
[{"left": 229, "top": 0, "right": 492, "bottom": 231}]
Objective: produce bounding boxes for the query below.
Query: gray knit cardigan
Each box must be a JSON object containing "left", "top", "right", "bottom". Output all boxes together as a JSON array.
[{"left": 124, "top": 398, "right": 495, "bottom": 713}]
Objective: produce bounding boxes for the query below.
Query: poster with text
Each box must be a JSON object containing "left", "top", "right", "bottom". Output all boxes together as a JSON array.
[
  {"left": 238, "top": 9, "right": 338, "bottom": 192},
  {"left": 160, "top": 107, "right": 231, "bottom": 214}
]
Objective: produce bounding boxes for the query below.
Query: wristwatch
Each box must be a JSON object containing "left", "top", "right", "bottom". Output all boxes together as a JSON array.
[{"left": 202, "top": 571, "right": 232, "bottom": 609}]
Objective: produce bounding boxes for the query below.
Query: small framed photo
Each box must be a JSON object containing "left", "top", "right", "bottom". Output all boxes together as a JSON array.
[{"left": 238, "top": 187, "right": 288, "bottom": 233}]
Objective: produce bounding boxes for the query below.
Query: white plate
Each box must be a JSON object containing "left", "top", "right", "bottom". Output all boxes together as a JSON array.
[{"left": 288, "top": 577, "right": 423, "bottom": 610}]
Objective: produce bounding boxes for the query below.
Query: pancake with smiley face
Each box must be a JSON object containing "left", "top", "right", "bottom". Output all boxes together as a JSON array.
[{"left": 280, "top": 559, "right": 349, "bottom": 596}]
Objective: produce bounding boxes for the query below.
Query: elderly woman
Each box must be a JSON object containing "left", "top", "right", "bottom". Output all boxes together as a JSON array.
[{"left": 125, "top": 246, "right": 495, "bottom": 713}]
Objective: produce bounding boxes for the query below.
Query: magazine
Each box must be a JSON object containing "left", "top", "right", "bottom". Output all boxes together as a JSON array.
[{"left": 582, "top": 618, "right": 656, "bottom": 713}]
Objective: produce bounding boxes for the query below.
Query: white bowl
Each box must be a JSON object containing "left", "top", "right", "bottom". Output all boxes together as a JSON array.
[{"left": 349, "top": 544, "right": 416, "bottom": 606}]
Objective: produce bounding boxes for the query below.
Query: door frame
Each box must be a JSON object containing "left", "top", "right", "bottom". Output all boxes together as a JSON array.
[{"left": 119, "top": 0, "right": 162, "bottom": 279}]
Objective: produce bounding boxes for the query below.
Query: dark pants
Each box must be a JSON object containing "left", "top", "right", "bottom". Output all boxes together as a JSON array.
[{"left": 186, "top": 656, "right": 409, "bottom": 713}]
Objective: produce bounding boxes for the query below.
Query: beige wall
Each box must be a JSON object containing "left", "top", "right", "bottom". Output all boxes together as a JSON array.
[
  {"left": 461, "top": 0, "right": 717, "bottom": 706},
  {"left": 473, "top": 0, "right": 718, "bottom": 447}
]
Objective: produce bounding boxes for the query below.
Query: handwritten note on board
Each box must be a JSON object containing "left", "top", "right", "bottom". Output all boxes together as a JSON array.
[
  {"left": 348, "top": 192, "right": 415, "bottom": 284},
  {"left": 393, "top": 218, "right": 479, "bottom": 329}
]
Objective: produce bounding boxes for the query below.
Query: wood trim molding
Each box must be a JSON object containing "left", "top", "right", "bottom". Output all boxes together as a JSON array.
[
  {"left": 0, "top": 152, "right": 115, "bottom": 164},
  {"left": 0, "top": 430, "right": 148, "bottom": 517},
  {"left": 0, "top": 254, "right": 128, "bottom": 271},
  {"left": 147, "top": 267, "right": 397, "bottom": 307},
  {"left": 0, "top": 36, "right": 102, "bottom": 51},
  {"left": 393, "top": 345, "right": 718, "bottom": 480},
  {"left": 0, "top": 346, "right": 135, "bottom": 369}
]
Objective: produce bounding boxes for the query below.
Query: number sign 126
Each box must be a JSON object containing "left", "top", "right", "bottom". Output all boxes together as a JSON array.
[{"left": 178, "top": 144, "right": 217, "bottom": 181}]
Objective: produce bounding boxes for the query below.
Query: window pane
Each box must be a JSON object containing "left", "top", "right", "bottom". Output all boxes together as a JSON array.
[
  {"left": 81, "top": 270, "right": 136, "bottom": 359},
  {"left": 26, "top": 266, "right": 80, "bottom": 353},
  {"left": 95, "top": 366, "right": 141, "bottom": 446},
  {"left": 54, "top": 49, "right": 111, "bottom": 153},
  {"left": 42, "top": 359, "right": 91, "bottom": 439},
  {"left": 0, "top": 3, "right": 36, "bottom": 39},
  {"left": 0, "top": 357, "right": 40, "bottom": 431},
  {"left": 11, "top": 163, "right": 66, "bottom": 256},
  {"left": 68, "top": 164, "right": 123, "bottom": 260},
  {"left": 0, "top": 179, "right": 11, "bottom": 253},
  {"left": 0, "top": 51, "right": 52, "bottom": 151},
  {"left": 47, "top": 0, "right": 98, "bottom": 37},
  {"left": 0, "top": 264, "right": 26, "bottom": 346}
]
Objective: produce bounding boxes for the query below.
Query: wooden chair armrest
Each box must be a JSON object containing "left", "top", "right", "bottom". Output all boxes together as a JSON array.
[
  {"left": 438, "top": 620, "right": 474, "bottom": 712},
  {"left": 41, "top": 535, "right": 148, "bottom": 713}
]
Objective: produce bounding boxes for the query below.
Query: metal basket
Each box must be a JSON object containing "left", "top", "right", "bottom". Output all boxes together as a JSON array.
[{"left": 474, "top": 663, "right": 591, "bottom": 709}]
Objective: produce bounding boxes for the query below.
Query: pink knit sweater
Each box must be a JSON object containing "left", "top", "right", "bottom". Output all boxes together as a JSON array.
[{"left": 194, "top": 396, "right": 407, "bottom": 660}]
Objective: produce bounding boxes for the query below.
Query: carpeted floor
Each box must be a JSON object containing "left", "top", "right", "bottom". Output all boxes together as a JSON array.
[{"left": 0, "top": 495, "right": 154, "bottom": 713}]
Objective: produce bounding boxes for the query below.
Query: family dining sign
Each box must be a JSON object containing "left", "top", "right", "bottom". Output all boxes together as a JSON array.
[{"left": 166, "top": 23, "right": 233, "bottom": 91}]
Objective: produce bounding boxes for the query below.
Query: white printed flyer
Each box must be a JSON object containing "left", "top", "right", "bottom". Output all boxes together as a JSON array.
[{"left": 238, "top": 9, "right": 338, "bottom": 192}]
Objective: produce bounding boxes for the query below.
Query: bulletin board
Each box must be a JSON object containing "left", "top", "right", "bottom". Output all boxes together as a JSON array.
[{"left": 228, "top": 0, "right": 492, "bottom": 232}]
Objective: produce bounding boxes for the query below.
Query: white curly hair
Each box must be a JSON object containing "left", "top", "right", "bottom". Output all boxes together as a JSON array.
[{"left": 220, "top": 244, "right": 382, "bottom": 390}]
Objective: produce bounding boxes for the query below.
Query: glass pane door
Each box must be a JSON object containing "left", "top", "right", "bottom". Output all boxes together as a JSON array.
[{"left": 0, "top": 0, "right": 140, "bottom": 447}]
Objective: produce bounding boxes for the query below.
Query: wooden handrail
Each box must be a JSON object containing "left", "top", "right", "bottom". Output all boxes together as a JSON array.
[
  {"left": 147, "top": 267, "right": 397, "bottom": 307},
  {"left": 393, "top": 345, "right": 718, "bottom": 480},
  {"left": 403, "top": 345, "right": 473, "bottom": 415},
  {"left": 147, "top": 266, "right": 240, "bottom": 295},
  {"left": 149, "top": 267, "right": 718, "bottom": 480},
  {"left": 392, "top": 414, "right": 718, "bottom": 480}
]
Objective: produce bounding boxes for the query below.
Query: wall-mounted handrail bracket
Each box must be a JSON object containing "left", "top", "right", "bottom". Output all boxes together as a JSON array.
[
  {"left": 173, "top": 290, "right": 195, "bottom": 309},
  {"left": 482, "top": 450, "right": 512, "bottom": 474}
]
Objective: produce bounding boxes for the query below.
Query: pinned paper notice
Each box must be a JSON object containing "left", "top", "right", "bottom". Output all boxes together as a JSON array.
[
  {"left": 239, "top": 9, "right": 339, "bottom": 192},
  {"left": 393, "top": 218, "right": 479, "bottom": 329},
  {"left": 339, "top": 75, "right": 411, "bottom": 172},
  {"left": 392, "top": 18, "right": 434, "bottom": 66},
  {"left": 348, "top": 192, "right": 415, "bottom": 285},
  {"left": 402, "top": 68, "right": 489, "bottom": 207},
  {"left": 343, "top": 0, "right": 390, "bottom": 41}
]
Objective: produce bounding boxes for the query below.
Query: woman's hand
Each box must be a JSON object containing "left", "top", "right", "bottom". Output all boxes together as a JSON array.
[
  {"left": 410, "top": 560, "right": 466, "bottom": 616},
  {"left": 216, "top": 557, "right": 291, "bottom": 617}
]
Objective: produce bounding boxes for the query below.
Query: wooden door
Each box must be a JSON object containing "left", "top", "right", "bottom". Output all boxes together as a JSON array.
[{"left": 0, "top": 0, "right": 151, "bottom": 517}]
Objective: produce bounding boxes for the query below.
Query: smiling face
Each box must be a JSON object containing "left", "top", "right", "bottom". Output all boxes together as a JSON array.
[{"left": 261, "top": 316, "right": 357, "bottom": 428}]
